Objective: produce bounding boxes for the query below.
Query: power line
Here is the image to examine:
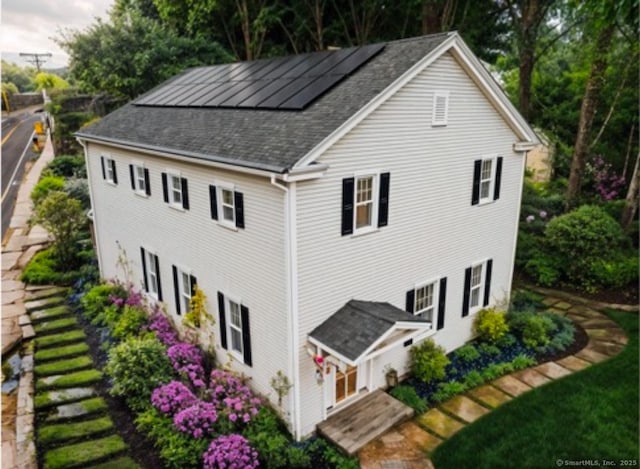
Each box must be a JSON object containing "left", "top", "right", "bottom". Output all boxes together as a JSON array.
[{"left": 19, "top": 52, "right": 53, "bottom": 72}]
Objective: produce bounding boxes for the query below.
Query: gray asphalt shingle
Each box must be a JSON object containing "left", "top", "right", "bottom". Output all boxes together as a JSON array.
[{"left": 77, "top": 33, "right": 451, "bottom": 173}]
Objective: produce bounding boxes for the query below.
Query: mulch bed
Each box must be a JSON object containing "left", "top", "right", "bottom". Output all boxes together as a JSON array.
[
  {"left": 535, "top": 322, "right": 590, "bottom": 365},
  {"left": 75, "top": 312, "right": 163, "bottom": 469}
]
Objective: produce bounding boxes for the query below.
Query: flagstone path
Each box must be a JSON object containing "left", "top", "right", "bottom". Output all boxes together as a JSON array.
[
  {"left": 358, "top": 297, "right": 631, "bottom": 469},
  {"left": 24, "top": 290, "right": 140, "bottom": 469}
]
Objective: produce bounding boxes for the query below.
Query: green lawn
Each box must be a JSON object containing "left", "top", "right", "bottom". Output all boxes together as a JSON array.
[{"left": 432, "top": 309, "right": 639, "bottom": 469}]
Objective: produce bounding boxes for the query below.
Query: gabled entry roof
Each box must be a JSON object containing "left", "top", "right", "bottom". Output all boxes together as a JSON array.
[{"left": 309, "top": 300, "right": 429, "bottom": 363}]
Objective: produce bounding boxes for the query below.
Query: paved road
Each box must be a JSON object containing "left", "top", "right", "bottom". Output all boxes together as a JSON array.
[{"left": 2, "top": 110, "right": 41, "bottom": 239}]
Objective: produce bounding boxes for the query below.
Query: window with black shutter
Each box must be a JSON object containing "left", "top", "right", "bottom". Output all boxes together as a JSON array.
[
  {"left": 342, "top": 173, "right": 390, "bottom": 236},
  {"left": 212, "top": 184, "right": 245, "bottom": 230},
  {"left": 472, "top": 157, "right": 502, "bottom": 205}
]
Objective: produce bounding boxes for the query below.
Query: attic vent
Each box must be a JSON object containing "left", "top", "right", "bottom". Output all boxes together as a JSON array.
[{"left": 432, "top": 91, "right": 449, "bottom": 126}]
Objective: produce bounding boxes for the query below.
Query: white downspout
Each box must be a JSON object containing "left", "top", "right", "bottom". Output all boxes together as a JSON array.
[
  {"left": 270, "top": 175, "right": 301, "bottom": 440},
  {"left": 76, "top": 138, "right": 104, "bottom": 277},
  {"left": 508, "top": 151, "right": 528, "bottom": 302}
]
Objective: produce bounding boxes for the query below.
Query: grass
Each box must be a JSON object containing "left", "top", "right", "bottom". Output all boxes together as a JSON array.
[
  {"left": 39, "top": 416, "right": 114, "bottom": 446},
  {"left": 30, "top": 305, "right": 72, "bottom": 323},
  {"left": 35, "top": 330, "right": 86, "bottom": 349},
  {"left": 37, "top": 369, "right": 103, "bottom": 391},
  {"left": 35, "top": 343, "right": 89, "bottom": 362},
  {"left": 35, "top": 387, "right": 95, "bottom": 410},
  {"left": 43, "top": 434, "right": 127, "bottom": 469},
  {"left": 25, "top": 295, "right": 66, "bottom": 312},
  {"left": 432, "top": 309, "right": 639, "bottom": 468},
  {"left": 45, "top": 397, "right": 109, "bottom": 423},
  {"left": 34, "top": 317, "right": 78, "bottom": 334},
  {"left": 89, "top": 457, "right": 141, "bottom": 469},
  {"left": 35, "top": 356, "right": 94, "bottom": 377}
]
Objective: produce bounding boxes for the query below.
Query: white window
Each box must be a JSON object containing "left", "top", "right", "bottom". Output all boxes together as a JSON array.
[
  {"left": 228, "top": 299, "right": 243, "bottom": 356},
  {"left": 355, "top": 175, "right": 376, "bottom": 231},
  {"left": 479, "top": 158, "right": 494, "bottom": 202},
  {"left": 469, "top": 263, "right": 484, "bottom": 309},
  {"left": 170, "top": 175, "right": 183, "bottom": 206},
  {"left": 221, "top": 188, "right": 235, "bottom": 224},
  {"left": 104, "top": 157, "right": 117, "bottom": 184},
  {"left": 180, "top": 271, "right": 192, "bottom": 314},
  {"left": 431, "top": 91, "right": 449, "bottom": 126},
  {"left": 415, "top": 281, "right": 437, "bottom": 321},
  {"left": 134, "top": 165, "right": 147, "bottom": 194},
  {"left": 147, "top": 251, "right": 159, "bottom": 297}
]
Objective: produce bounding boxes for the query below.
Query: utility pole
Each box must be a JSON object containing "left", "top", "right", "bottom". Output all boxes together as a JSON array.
[{"left": 19, "top": 52, "right": 52, "bottom": 72}]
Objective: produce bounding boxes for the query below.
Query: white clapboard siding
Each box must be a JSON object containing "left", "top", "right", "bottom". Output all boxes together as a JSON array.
[
  {"left": 294, "top": 52, "right": 525, "bottom": 436},
  {"left": 86, "top": 144, "right": 290, "bottom": 413}
]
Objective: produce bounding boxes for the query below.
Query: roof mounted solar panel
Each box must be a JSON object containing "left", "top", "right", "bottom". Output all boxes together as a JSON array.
[{"left": 133, "top": 42, "right": 385, "bottom": 110}]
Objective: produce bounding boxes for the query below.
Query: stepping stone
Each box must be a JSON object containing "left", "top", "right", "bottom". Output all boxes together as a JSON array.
[
  {"left": 587, "top": 340, "right": 624, "bottom": 356},
  {"left": 512, "top": 368, "right": 552, "bottom": 387},
  {"left": 440, "top": 395, "right": 489, "bottom": 423},
  {"left": 554, "top": 301, "right": 572, "bottom": 310},
  {"left": 35, "top": 356, "right": 94, "bottom": 377},
  {"left": 39, "top": 416, "right": 114, "bottom": 446},
  {"left": 533, "top": 362, "right": 571, "bottom": 380},
  {"left": 468, "top": 385, "right": 512, "bottom": 408},
  {"left": 25, "top": 296, "right": 65, "bottom": 313},
  {"left": 567, "top": 313, "right": 589, "bottom": 324},
  {"left": 397, "top": 421, "right": 443, "bottom": 454},
  {"left": 581, "top": 318, "right": 617, "bottom": 329},
  {"left": 34, "top": 317, "right": 78, "bottom": 335},
  {"left": 45, "top": 397, "right": 109, "bottom": 422},
  {"left": 43, "top": 434, "right": 127, "bottom": 469},
  {"left": 37, "top": 369, "right": 103, "bottom": 391},
  {"left": 35, "top": 387, "right": 95, "bottom": 410},
  {"left": 22, "top": 324, "right": 35, "bottom": 340},
  {"left": 491, "top": 375, "right": 532, "bottom": 397},
  {"left": 545, "top": 308, "right": 567, "bottom": 316},
  {"left": 25, "top": 287, "right": 68, "bottom": 302},
  {"left": 605, "top": 330, "right": 628, "bottom": 346},
  {"left": 30, "top": 306, "right": 72, "bottom": 324},
  {"left": 575, "top": 347, "right": 610, "bottom": 364},
  {"left": 88, "top": 457, "right": 141, "bottom": 469},
  {"left": 417, "top": 408, "right": 464, "bottom": 439},
  {"left": 35, "top": 343, "right": 89, "bottom": 362},
  {"left": 584, "top": 329, "right": 611, "bottom": 339},
  {"left": 35, "top": 330, "right": 86, "bottom": 349},
  {"left": 542, "top": 297, "right": 561, "bottom": 306},
  {"left": 18, "top": 315, "right": 31, "bottom": 326},
  {"left": 556, "top": 355, "right": 592, "bottom": 372}
]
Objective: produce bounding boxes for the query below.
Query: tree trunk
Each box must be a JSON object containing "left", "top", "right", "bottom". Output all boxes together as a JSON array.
[
  {"left": 518, "top": 42, "right": 534, "bottom": 121},
  {"left": 421, "top": 1, "right": 443, "bottom": 34},
  {"left": 621, "top": 153, "right": 639, "bottom": 230},
  {"left": 566, "top": 23, "right": 615, "bottom": 207}
]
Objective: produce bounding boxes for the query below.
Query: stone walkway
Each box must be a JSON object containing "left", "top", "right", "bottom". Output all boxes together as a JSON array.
[{"left": 358, "top": 297, "right": 630, "bottom": 469}]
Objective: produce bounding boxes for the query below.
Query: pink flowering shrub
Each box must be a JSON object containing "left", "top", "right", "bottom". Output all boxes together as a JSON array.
[
  {"left": 209, "top": 370, "right": 261, "bottom": 425},
  {"left": 167, "top": 343, "right": 206, "bottom": 388},
  {"left": 173, "top": 401, "right": 218, "bottom": 438},
  {"left": 147, "top": 310, "right": 179, "bottom": 347},
  {"left": 590, "top": 155, "right": 626, "bottom": 201},
  {"left": 202, "top": 434, "right": 259, "bottom": 469},
  {"left": 151, "top": 381, "right": 198, "bottom": 416}
]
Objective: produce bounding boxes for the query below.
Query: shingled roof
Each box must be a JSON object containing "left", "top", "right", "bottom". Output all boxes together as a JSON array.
[
  {"left": 309, "top": 300, "right": 429, "bottom": 363},
  {"left": 77, "top": 33, "right": 452, "bottom": 173}
]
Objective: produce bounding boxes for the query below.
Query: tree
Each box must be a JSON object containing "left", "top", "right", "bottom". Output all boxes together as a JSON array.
[
  {"left": 621, "top": 154, "right": 639, "bottom": 230},
  {"left": 34, "top": 72, "right": 70, "bottom": 91},
  {"left": 1, "top": 60, "right": 37, "bottom": 92},
  {"left": 32, "top": 191, "right": 86, "bottom": 267}
]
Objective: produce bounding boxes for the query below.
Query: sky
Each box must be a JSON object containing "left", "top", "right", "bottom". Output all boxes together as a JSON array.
[{"left": 2, "top": 0, "right": 113, "bottom": 69}]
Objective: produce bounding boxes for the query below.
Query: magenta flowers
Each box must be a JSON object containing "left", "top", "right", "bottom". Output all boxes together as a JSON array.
[
  {"left": 202, "top": 434, "right": 259, "bottom": 469},
  {"left": 167, "top": 343, "right": 206, "bottom": 388},
  {"left": 147, "top": 311, "right": 179, "bottom": 347},
  {"left": 151, "top": 381, "right": 198, "bottom": 416},
  {"left": 174, "top": 401, "right": 218, "bottom": 438},
  {"left": 209, "top": 369, "right": 261, "bottom": 424}
]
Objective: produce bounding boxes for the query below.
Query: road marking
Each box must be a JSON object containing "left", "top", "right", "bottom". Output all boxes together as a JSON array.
[
  {"left": 1, "top": 130, "right": 35, "bottom": 203},
  {"left": 1, "top": 115, "right": 32, "bottom": 145}
]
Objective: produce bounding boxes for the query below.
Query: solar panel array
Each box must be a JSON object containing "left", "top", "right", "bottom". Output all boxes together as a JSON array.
[{"left": 133, "top": 43, "right": 385, "bottom": 111}]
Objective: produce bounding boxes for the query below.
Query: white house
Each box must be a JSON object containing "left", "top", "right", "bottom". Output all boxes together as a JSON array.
[{"left": 77, "top": 32, "right": 538, "bottom": 441}]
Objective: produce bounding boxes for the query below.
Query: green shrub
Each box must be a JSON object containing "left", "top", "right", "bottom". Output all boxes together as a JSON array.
[
  {"left": 63, "top": 178, "right": 90, "bottom": 209},
  {"left": 105, "top": 336, "right": 172, "bottom": 412},
  {"left": 524, "top": 255, "right": 562, "bottom": 287},
  {"left": 305, "top": 438, "right": 359, "bottom": 469},
  {"left": 542, "top": 315, "right": 576, "bottom": 354},
  {"left": 462, "top": 370, "right": 485, "bottom": 389},
  {"left": 510, "top": 289, "right": 545, "bottom": 312},
  {"left": 474, "top": 308, "right": 509, "bottom": 343},
  {"left": 454, "top": 344, "right": 480, "bottom": 363},
  {"left": 30, "top": 175, "right": 65, "bottom": 207},
  {"left": 390, "top": 385, "right": 428, "bottom": 413},
  {"left": 522, "top": 315, "right": 555, "bottom": 349},
  {"left": 510, "top": 354, "right": 536, "bottom": 370},
  {"left": 45, "top": 154, "right": 86, "bottom": 178},
  {"left": 589, "top": 255, "right": 639, "bottom": 289},
  {"left": 481, "top": 363, "right": 510, "bottom": 381},
  {"left": 410, "top": 339, "right": 450, "bottom": 384},
  {"left": 495, "top": 333, "right": 517, "bottom": 348},
  {"left": 112, "top": 305, "right": 148, "bottom": 340},
  {"left": 136, "top": 408, "right": 208, "bottom": 469},
  {"left": 20, "top": 248, "right": 81, "bottom": 285},
  {"left": 81, "top": 283, "right": 126, "bottom": 322},
  {"left": 432, "top": 381, "right": 467, "bottom": 403},
  {"left": 477, "top": 343, "right": 501, "bottom": 357}
]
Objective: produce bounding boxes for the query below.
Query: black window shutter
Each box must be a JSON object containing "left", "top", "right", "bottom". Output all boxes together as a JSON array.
[
  {"left": 155, "top": 254, "right": 163, "bottom": 301},
  {"left": 462, "top": 267, "right": 472, "bottom": 317},
  {"left": 341, "top": 177, "right": 355, "bottom": 236},
  {"left": 181, "top": 178, "right": 189, "bottom": 210},
  {"left": 378, "top": 172, "right": 390, "bottom": 227},
  {"left": 493, "top": 157, "right": 503, "bottom": 200},
  {"left": 162, "top": 173, "right": 169, "bottom": 203},
  {"left": 190, "top": 275, "right": 197, "bottom": 296},
  {"left": 140, "top": 247, "right": 148, "bottom": 292},
  {"left": 172, "top": 265, "right": 181, "bottom": 315},
  {"left": 110, "top": 160, "right": 118, "bottom": 184},
  {"left": 437, "top": 277, "right": 447, "bottom": 330},
  {"left": 144, "top": 168, "right": 151, "bottom": 196},
  {"left": 235, "top": 192, "right": 245, "bottom": 229},
  {"left": 240, "top": 305, "right": 252, "bottom": 367},
  {"left": 218, "top": 292, "right": 228, "bottom": 350},
  {"left": 405, "top": 289, "right": 415, "bottom": 314},
  {"left": 483, "top": 259, "right": 493, "bottom": 307},
  {"left": 471, "top": 159, "right": 482, "bottom": 205},
  {"left": 209, "top": 185, "right": 218, "bottom": 220},
  {"left": 129, "top": 165, "right": 135, "bottom": 190},
  {"left": 100, "top": 157, "right": 106, "bottom": 179}
]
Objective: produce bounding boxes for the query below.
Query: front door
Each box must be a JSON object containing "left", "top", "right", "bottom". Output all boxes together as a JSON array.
[{"left": 335, "top": 365, "right": 357, "bottom": 404}]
